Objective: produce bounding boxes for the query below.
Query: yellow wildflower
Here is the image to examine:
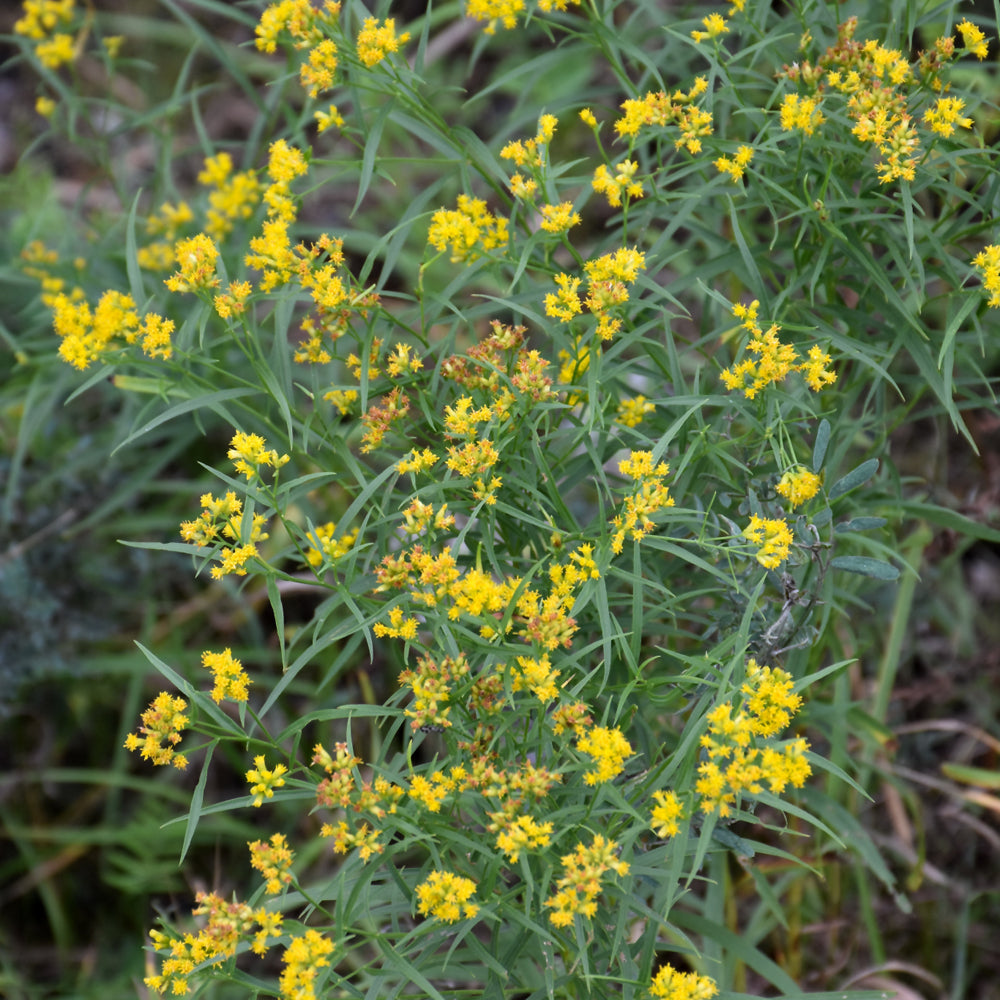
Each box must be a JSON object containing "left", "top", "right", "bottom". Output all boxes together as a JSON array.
[
  {"left": 246, "top": 755, "right": 288, "bottom": 807},
  {"left": 972, "top": 245, "right": 1000, "bottom": 308},
  {"left": 650, "top": 789, "right": 686, "bottom": 838},
  {"left": 776, "top": 466, "right": 821, "bottom": 508},
  {"left": 714, "top": 144, "right": 754, "bottom": 182},
  {"left": 577, "top": 726, "right": 633, "bottom": 784},
  {"left": 539, "top": 201, "right": 581, "bottom": 233},
  {"left": 742, "top": 514, "right": 793, "bottom": 569},
  {"left": 279, "top": 929, "right": 335, "bottom": 1000},
  {"left": 248, "top": 833, "right": 294, "bottom": 894},
  {"left": 495, "top": 815, "right": 554, "bottom": 862},
  {"left": 314, "top": 103, "right": 345, "bottom": 133},
  {"left": 650, "top": 964, "right": 718, "bottom": 1000},
  {"left": 592, "top": 160, "right": 644, "bottom": 207},
  {"left": 165, "top": 233, "right": 220, "bottom": 293},
  {"left": 227, "top": 430, "right": 290, "bottom": 480},
  {"left": 356, "top": 17, "right": 410, "bottom": 66},
  {"left": 415, "top": 870, "right": 479, "bottom": 922},
  {"left": 616, "top": 395, "right": 654, "bottom": 427},
  {"left": 202, "top": 648, "right": 252, "bottom": 703},
  {"left": 957, "top": 19, "right": 989, "bottom": 60},
  {"left": 611, "top": 451, "right": 675, "bottom": 554},
  {"left": 123, "top": 693, "right": 188, "bottom": 769},
  {"left": 544, "top": 835, "right": 629, "bottom": 927},
  {"left": 691, "top": 13, "right": 729, "bottom": 43},
  {"left": 923, "top": 96, "right": 973, "bottom": 137},
  {"left": 780, "top": 93, "right": 824, "bottom": 134},
  {"left": 427, "top": 195, "right": 509, "bottom": 262}
]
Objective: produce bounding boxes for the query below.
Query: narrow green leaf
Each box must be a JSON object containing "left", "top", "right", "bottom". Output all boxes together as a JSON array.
[
  {"left": 897, "top": 500, "right": 1000, "bottom": 544},
  {"left": 941, "top": 762, "right": 1000, "bottom": 790},
  {"left": 112, "top": 387, "right": 257, "bottom": 453},
  {"left": 180, "top": 742, "right": 214, "bottom": 865},
  {"left": 124, "top": 190, "right": 145, "bottom": 306},
  {"left": 938, "top": 292, "right": 979, "bottom": 369},
  {"left": 828, "top": 458, "right": 879, "bottom": 499},
  {"left": 834, "top": 516, "right": 888, "bottom": 533},
  {"left": 812, "top": 418, "right": 830, "bottom": 472},
  {"left": 670, "top": 910, "right": 799, "bottom": 994},
  {"left": 354, "top": 99, "right": 393, "bottom": 215},
  {"left": 711, "top": 826, "right": 756, "bottom": 857},
  {"left": 830, "top": 555, "right": 900, "bottom": 580},
  {"left": 266, "top": 575, "right": 287, "bottom": 672}
]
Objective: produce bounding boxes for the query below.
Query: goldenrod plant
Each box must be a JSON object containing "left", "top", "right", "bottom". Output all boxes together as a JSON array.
[{"left": 6, "top": 0, "right": 1000, "bottom": 997}]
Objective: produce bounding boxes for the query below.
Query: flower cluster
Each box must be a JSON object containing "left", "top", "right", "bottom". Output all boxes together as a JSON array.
[
  {"left": 494, "top": 814, "right": 554, "bottom": 863},
  {"left": 649, "top": 963, "right": 719, "bottom": 1000},
  {"left": 714, "top": 143, "right": 754, "bottom": 183},
  {"left": 198, "top": 151, "right": 262, "bottom": 241},
  {"left": 694, "top": 660, "right": 811, "bottom": 817},
  {"left": 427, "top": 195, "right": 510, "bottom": 263},
  {"left": 123, "top": 693, "right": 188, "bottom": 769},
  {"left": 145, "top": 892, "right": 282, "bottom": 995},
  {"left": 617, "top": 394, "right": 655, "bottom": 427},
  {"left": 650, "top": 789, "right": 686, "bottom": 839},
  {"left": 501, "top": 114, "right": 558, "bottom": 198},
  {"left": 613, "top": 78, "right": 712, "bottom": 152},
  {"left": 305, "top": 521, "right": 358, "bottom": 569},
  {"left": 313, "top": 742, "right": 404, "bottom": 860},
  {"left": 592, "top": 159, "right": 644, "bottom": 207},
  {"left": 720, "top": 300, "right": 835, "bottom": 398},
  {"left": 179, "top": 490, "right": 269, "bottom": 580},
  {"left": 544, "top": 835, "right": 629, "bottom": 927},
  {"left": 356, "top": 17, "right": 410, "bottom": 67},
  {"left": 279, "top": 929, "right": 335, "bottom": 1000},
  {"left": 165, "top": 233, "right": 220, "bottom": 293},
  {"left": 249, "top": 833, "right": 295, "bottom": 894},
  {"left": 14, "top": 0, "right": 78, "bottom": 70},
  {"left": 742, "top": 514, "right": 794, "bottom": 569},
  {"left": 227, "top": 431, "right": 290, "bottom": 481},
  {"left": 972, "top": 245, "right": 1000, "bottom": 309},
  {"left": 776, "top": 466, "right": 822, "bottom": 508},
  {"left": 255, "top": 0, "right": 341, "bottom": 98},
  {"left": 416, "top": 869, "right": 479, "bottom": 922},
  {"left": 49, "top": 289, "right": 174, "bottom": 370},
  {"left": 546, "top": 246, "right": 646, "bottom": 341},
  {"left": 779, "top": 16, "right": 991, "bottom": 184},
  {"left": 465, "top": 0, "right": 582, "bottom": 36},
  {"left": 691, "top": 12, "right": 730, "bottom": 44},
  {"left": 611, "top": 451, "right": 675, "bottom": 554},
  {"left": 780, "top": 93, "right": 825, "bottom": 136},
  {"left": 202, "top": 648, "right": 252, "bottom": 703},
  {"left": 246, "top": 755, "right": 289, "bottom": 807},
  {"left": 577, "top": 726, "right": 633, "bottom": 785}
]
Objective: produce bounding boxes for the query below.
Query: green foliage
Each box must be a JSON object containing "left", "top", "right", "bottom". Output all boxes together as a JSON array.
[{"left": 4, "top": 0, "right": 1000, "bottom": 998}]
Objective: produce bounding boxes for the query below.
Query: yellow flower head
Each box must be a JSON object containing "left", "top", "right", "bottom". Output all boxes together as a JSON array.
[
  {"left": 971, "top": 245, "right": 1000, "bottom": 309},
  {"left": 692, "top": 12, "right": 729, "bottom": 43},
  {"left": 776, "top": 466, "right": 821, "bottom": 507},
  {"left": 957, "top": 19, "right": 989, "bottom": 60},
  {"left": 246, "top": 755, "right": 288, "bottom": 807},
  {"left": 356, "top": 17, "right": 410, "bottom": 67},
  {"left": 742, "top": 514, "right": 793, "bottom": 569},
  {"left": 780, "top": 93, "right": 825, "bottom": 135},
  {"left": 202, "top": 648, "right": 252, "bottom": 703},
  {"left": 415, "top": 870, "right": 479, "bottom": 922},
  {"left": 539, "top": 201, "right": 582, "bottom": 233},
  {"left": 650, "top": 964, "right": 718, "bottom": 1000},
  {"left": 577, "top": 725, "right": 633, "bottom": 784}
]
